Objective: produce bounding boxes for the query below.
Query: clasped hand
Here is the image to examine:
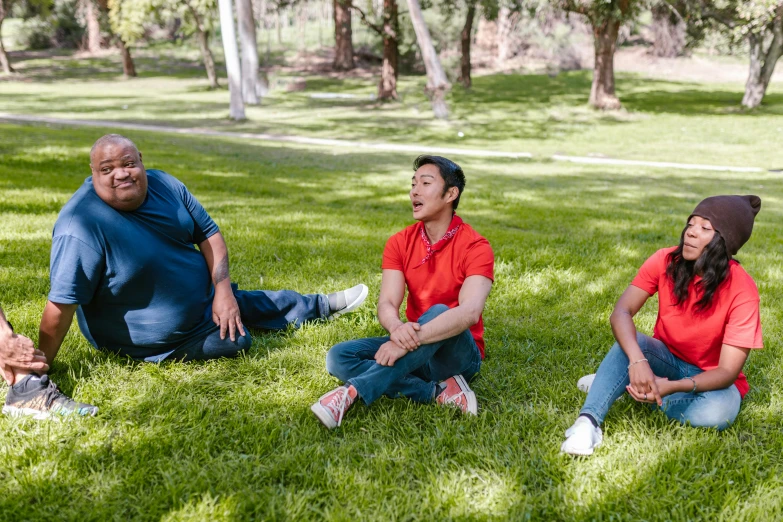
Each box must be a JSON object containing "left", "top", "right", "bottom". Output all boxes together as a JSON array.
[
  {"left": 625, "top": 362, "right": 668, "bottom": 406},
  {"left": 212, "top": 289, "right": 246, "bottom": 341},
  {"left": 0, "top": 329, "right": 49, "bottom": 385},
  {"left": 389, "top": 322, "right": 421, "bottom": 351}
]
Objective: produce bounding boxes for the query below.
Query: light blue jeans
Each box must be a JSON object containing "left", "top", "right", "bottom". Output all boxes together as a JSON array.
[
  {"left": 325, "top": 304, "right": 482, "bottom": 405},
  {"left": 581, "top": 333, "right": 741, "bottom": 430}
]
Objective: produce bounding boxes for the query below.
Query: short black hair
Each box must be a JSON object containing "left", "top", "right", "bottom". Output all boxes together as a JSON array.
[{"left": 412, "top": 155, "right": 466, "bottom": 210}]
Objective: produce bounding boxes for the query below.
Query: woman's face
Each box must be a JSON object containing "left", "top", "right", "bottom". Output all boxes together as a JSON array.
[{"left": 682, "top": 216, "right": 715, "bottom": 261}]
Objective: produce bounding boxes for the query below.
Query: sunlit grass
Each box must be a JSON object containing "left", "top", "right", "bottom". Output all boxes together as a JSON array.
[{"left": 0, "top": 100, "right": 782, "bottom": 520}]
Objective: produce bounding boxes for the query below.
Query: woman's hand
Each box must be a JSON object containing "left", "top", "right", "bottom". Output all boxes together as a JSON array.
[{"left": 627, "top": 361, "right": 662, "bottom": 405}]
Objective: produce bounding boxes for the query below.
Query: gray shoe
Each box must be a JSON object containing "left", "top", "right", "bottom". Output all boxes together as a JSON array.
[
  {"left": 3, "top": 374, "right": 98, "bottom": 420},
  {"left": 327, "top": 284, "right": 369, "bottom": 318}
]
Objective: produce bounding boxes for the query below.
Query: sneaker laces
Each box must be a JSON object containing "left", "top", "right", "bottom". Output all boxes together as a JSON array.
[
  {"left": 40, "top": 378, "right": 68, "bottom": 410},
  {"left": 324, "top": 387, "right": 352, "bottom": 427}
]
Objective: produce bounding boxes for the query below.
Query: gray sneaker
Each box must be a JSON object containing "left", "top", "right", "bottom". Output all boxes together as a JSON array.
[
  {"left": 327, "top": 284, "right": 369, "bottom": 318},
  {"left": 3, "top": 374, "right": 98, "bottom": 420}
]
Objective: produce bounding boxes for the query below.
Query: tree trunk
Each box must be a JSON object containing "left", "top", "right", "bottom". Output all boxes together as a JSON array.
[
  {"left": 333, "top": 0, "right": 354, "bottom": 70},
  {"left": 197, "top": 28, "right": 219, "bottom": 89},
  {"left": 84, "top": 0, "right": 102, "bottom": 53},
  {"left": 406, "top": 0, "right": 450, "bottom": 119},
  {"left": 118, "top": 38, "right": 137, "bottom": 77},
  {"left": 496, "top": 5, "right": 515, "bottom": 64},
  {"left": 589, "top": 18, "right": 621, "bottom": 110},
  {"left": 742, "top": 10, "right": 783, "bottom": 109},
  {"left": 0, "top": 5, "right": 13, "bottom": 74},
  {"left": 650, "top": 2, "right": 685, "bottom": 58},
  {"left": 377, "top": 0, "right": 399, "bottom": 100},
  {"left": 218, "top": 0, "right": 246, "bottom": 120},
  {"left": 236, "top": 0, "right": 262, "bottom": 104},
  {"left": 459, "top": 1, "right": 476, "bottom": 89}
]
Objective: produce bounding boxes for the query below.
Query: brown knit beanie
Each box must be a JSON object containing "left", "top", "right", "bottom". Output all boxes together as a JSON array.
[{"left": 689, "top": 195, "right": 761, "bottom": 256}]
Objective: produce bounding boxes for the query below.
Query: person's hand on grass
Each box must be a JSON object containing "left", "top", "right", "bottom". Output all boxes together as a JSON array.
[
  {"left": 627, "top": 361, "right": 662, "bottom": 405},
  {"left": 390, "top": 322, "right": 421, "bottom": 351},
  {"left": 374, "top": 341, "right": 408, "bottom": 367},
  {"left": 0, "top": 325, "right": 49, "bottom": 385},
  {"left": 212, "top": 287, "right": 245, "bottom": 341}
]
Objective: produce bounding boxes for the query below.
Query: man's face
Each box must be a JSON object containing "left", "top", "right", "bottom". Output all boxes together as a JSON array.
[
  {"left": 90, "top": 141, "right": 148, "bottom": 211},
  {"left": 409, "top": 164, "right": 456, "bottom": 221}
]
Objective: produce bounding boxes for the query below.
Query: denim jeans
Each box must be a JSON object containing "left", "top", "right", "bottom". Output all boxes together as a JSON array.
[
  {"left": 81, "top": 283, "right": 329, "bottom": 362},
  {"left": 325, "top": 304, "right": 482, "bottom": 405},
  {"left": 581, "top": 332, "right": 742, "bottom": 431}
]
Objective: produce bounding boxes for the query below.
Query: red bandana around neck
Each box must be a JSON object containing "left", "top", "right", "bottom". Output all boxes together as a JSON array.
[{"left": 415, "top": 214, "right": 463, "bottom": 267}]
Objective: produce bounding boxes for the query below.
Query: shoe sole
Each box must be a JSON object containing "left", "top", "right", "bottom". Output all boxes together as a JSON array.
[
  {"left": 453, "top": 374, "right": 478, "bottom": 415},
  {"left": 577, "top": 374, "right": 596, "bottom": 394},
  {"left": 330, "top": 284, "right": 369, "bottom": 319},
  {"left": 2, "top": 405, "right": 99, "bottom": 420},
  {"left": 560, "top": 441, "right": 601, "bottom": 456},
  {"left": 310, "top": 402, "right": 338, "bottom": 429}
]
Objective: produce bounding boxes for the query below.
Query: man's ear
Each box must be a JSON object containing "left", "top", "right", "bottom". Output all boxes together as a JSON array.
[
  {"left": 445, "top": 186, "right": 459, "bottom": 203},
  {"left": 138, "top": 151, "right": 143, "bottom": 162}
]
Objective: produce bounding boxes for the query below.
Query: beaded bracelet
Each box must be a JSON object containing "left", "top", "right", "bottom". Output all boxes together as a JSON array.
[
  {"left": 627, "top": 358, "right": 648, "bottom": 370},
  {"left": 685, "top": 376, "right": 697, "bottom": 393}
]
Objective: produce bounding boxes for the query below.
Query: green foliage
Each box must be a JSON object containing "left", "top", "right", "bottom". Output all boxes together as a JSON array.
[
  {"left": 108, "top": 0, "right": 217, "bottom": 47},
  {"left": 15, "top": 0, "right": 83, "bottom": 49},
  {"left": 559, "top": 0, "right": 651, "bottom": 24}
]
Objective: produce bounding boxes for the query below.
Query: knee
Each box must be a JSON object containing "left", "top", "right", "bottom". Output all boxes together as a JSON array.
[
  {"left": 325, "top": 342, "right": 350, "bottom": 379},
  {"left": 418, "top": 304, "right": 450, "bottom": 323}
]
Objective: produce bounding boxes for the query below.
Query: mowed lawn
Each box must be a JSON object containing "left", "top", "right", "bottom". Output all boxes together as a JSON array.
[{"left": 1, "top": 51, "right": 783, "bottom": 520}]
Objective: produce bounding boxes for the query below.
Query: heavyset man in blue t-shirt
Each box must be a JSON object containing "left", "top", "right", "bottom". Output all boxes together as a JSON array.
[{"left": 3, "top": 134, "right": 368, "bottom": 419}]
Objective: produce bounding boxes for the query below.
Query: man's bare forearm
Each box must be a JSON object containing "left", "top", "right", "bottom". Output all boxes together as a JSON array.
[
  {"left": 38, "top": 301, "right": 77, "bottom": 363},
  {"left": 417, "top": 305, "right": 478, "bottom": 345},
  {"left": 378, "top": 302, "right": 404, "bottom": 334},
  {"left": 199, "top": 232, "right": 232, "bottom": 292}
]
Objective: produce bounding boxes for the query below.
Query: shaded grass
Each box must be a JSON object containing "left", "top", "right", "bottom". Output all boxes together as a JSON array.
[
  {"left": 0, "top": 122, "right": 782, "bottom": 520},
  {"left": 1, "top": 47, "right": 783, "bottom": 168}
]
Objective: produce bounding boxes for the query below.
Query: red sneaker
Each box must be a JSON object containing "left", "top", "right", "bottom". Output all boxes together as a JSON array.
[
  {"left": 436, "top": 375, "right": 477, "bottom": 415},
  {"left": 311, "top": 385, "right": 357, "bottom": 428}
]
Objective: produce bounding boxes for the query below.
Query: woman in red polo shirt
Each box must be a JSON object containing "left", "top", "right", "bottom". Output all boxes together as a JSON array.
[{"left": 561, "top": 195, "right": 763, "bottom": 456}]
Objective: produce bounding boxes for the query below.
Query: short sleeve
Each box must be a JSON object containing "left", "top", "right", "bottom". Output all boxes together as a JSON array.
[
  {"left": 631, "top": 249, "right": 668, "bottom": 295},
  {"left": 464, "top": 238, "right": 494, "bottom": 282},
  {"left": 48, "top": 235, "right": 104, "bottom": 305},
  {"left": 723, "top": 298, "right": 763, "bottom": 349},
  {"left": 179, "top": 184, "right": 219, "bottom": 244},
  {"left": 381, "top": 234, "right": 404, "bottom": 271}
]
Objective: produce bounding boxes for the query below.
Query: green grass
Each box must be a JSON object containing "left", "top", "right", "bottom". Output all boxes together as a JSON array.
[
  {"left": 1, "top": 48, "right": 783, "bottom": 520},
  {"left": 1, "top": 46, "right": 783, "bottom": 168},
  {"left": 1, "top": 117, "right": 783, "bottom": 521}
]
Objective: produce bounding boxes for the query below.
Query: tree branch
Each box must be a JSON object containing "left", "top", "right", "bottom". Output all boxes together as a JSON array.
[{"left": 346, "top": 1, "right": 385, "bottom": 37}]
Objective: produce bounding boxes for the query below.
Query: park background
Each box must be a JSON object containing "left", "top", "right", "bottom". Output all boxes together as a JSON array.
[{"left": 1, "top": 0, "right": 783, "bottom": 520}]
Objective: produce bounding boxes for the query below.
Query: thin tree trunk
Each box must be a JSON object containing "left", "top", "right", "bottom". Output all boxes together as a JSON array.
[
  {"left": 333, "top": 0, "right": 354, "bottom": 70},
  {"left": 496, "top": 5, "right": 513, "bottom": 64},
  {"left": 742, "top": 9, "right": 783, "bottom": 109},
  {"left": 185, "top": 1, "right": 219, "bottom": 89},
  {"left": 459, "top": 1, "right": 476, "bottom": 89},
  {"left": 378, "top": 0, "right": 399, "bottom": 100},
  {"left": 406, "top": 0, "right": 450, "bottom": 118},
  {"left": 589, "top": 18, "right": 621, "bottom": 110},
  {"left": 236, "top": 0, "right": 261, "bottom": 104},
  {"left": 650, "top": 2, "right": 685, "bottom": 58},
  {"left": 84, "top": 0, "right": 102, "bottom": 53},
  {"left": 118, "top": 38, "right": 137, "bottom": 77},
  {"left": 197, "top": 28, "right": 219, "bottom": 89},
  {"left": 218, "top": 0, "right": 246, "bottom": 120},
  {"left": 0, "top": 5, "right": 13, "bottom": 74}
]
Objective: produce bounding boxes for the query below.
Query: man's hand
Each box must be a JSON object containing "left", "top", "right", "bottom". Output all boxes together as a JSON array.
[
  {"left": 0, "top": 328, "right": 49, "bottom": 385},
  {"left": 374, "top": 341, "right": 408, "bottom": 367},
  {"left": 212, "top": 288, "right": 245, "bottom": 341},
  {"left": 390, "top": 322, "right": 421, "bottom": 351}
]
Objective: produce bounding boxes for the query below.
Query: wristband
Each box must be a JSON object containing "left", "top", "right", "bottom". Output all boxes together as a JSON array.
[
  {"left": 685, "top": 376, "right": 697, "bottom": 394},
  {"left": 627, "top": 358, "right": 648, "bottom": 370}
]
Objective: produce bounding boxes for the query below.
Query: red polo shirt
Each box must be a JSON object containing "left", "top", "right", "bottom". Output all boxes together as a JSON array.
[
  {"left": 631, "top": 247, "right": 763, "bottom": 397},
  {"left": 381, "top": 216, "right": 494, "bottom": 358}
]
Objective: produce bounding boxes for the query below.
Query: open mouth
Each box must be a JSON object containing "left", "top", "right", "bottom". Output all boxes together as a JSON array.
[{"left": 412, "top": 201, "right": 424, "bottom": 211}]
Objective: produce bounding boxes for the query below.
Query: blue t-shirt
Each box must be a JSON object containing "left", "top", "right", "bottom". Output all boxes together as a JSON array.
[{"left": 49, "top": 169, "right": 220, "bottom": 360}]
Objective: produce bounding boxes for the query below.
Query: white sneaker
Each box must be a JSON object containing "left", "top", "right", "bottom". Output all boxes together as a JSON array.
[
  {"left": 560, "top": 416, "right": 603, "bottom": 456},
  {"left": 577, "top": 373, "right": 596, "bottom": 394},
  {"left": 328, "top": 284, "right": 369, "bottom": 318}
]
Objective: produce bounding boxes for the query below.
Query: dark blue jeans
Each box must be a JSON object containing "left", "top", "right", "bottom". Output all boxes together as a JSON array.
[
  {"left": 81, "top": 283, "right": 329, "bottom": 362},
  {"left": 581, "top": 332, "right": 742, "bottom": 430},
  {"left": 325, "top": 304, "right": 482, "bottom": 405}
]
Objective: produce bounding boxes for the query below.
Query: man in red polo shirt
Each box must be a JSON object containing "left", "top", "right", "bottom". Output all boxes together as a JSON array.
[{"left": 311, "top": 155, "right": 494, "bottom": 429}]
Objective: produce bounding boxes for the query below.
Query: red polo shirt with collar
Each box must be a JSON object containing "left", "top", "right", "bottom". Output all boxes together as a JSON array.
[{"left": 381, "top": 216, "right": 494, "bottom": 358}]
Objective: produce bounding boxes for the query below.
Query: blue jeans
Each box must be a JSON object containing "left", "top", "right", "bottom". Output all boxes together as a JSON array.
[
  {"left": 81, "top": 283, "right": 329, "bottom": 362},
  {"left": 581, "top": 332, "right": 741, "bottom": 431},
  {"left": 325, "top": 304, "right": 482, "bottom": 405}
]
